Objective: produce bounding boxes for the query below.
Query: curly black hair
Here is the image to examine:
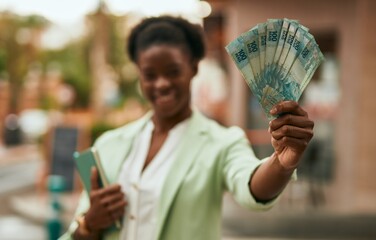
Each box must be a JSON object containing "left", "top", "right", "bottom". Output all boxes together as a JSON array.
[{"left": 127, "top": 16, "right": 206, "bottom": 63}]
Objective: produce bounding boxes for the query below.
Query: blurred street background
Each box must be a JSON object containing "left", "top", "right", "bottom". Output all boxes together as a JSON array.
[{"left": 1, "top": 0, "right": 376, "bottom": 239}]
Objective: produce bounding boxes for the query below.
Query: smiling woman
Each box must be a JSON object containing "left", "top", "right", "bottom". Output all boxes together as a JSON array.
[
  {"left": 60, "top": 15, "right": 314, "bottom": 240},
  {"left": 128, "top": 16, "right": 204, "bottom": 123}
]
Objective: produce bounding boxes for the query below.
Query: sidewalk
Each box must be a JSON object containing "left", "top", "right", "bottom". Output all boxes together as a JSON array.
[
  {"left": 0, "top": 144, "right": 42, "bottom": 195},
  {"left": 222, "top": 193, "right": 376, "bottom": 239},
  {"left": 0, "top": 144, "right": 42, "bottom": 167}
]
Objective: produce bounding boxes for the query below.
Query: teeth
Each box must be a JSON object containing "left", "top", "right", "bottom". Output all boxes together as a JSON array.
[{"left": 156, "top": 93, "right": 174, "bottom": 104}]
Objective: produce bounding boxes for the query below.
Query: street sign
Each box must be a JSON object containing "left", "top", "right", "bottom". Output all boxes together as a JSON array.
[{"left": 50, "top": 126, "right": 78, "bottom": 192}]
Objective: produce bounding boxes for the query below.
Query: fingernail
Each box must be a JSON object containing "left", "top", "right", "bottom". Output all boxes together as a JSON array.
[{"left": 270, "top": 107, "right": 277, "bottom": 114}]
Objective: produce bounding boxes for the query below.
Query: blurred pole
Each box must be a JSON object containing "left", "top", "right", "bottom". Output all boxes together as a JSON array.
[
  {"left": 46, "top": 175, "right": 66, "bottom": 240},
  {"left": 3, "top": 114, "right": 22, "bottom": 146}
]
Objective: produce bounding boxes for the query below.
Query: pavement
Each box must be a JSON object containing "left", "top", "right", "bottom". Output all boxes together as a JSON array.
[
  {"left": 0, "top": 144, "right": 376, "bottom": 240},
  {"left": 222, "top": 193, "right": 376, "bottom": 239},
  {"left": 0, "top": 144, "right": 42, "bottom": 195},
  {"left": 0, "top": 144, "right": 46, "bottom": 239}
]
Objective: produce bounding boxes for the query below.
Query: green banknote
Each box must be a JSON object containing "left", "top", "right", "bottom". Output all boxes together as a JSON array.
[
  {"left": 225, "top": 37, "right": 262, "bottom": 101},
  {"left": 258, "top": 23, "right": 267, "bottom": 78},
  {"left": 226, "top": 18, "right": 324, "bottom": 120},
  {"left": 242, "top": 27, "right": 261, "bottom": 82},
  {"left": 280, "top": 25, "right": 312, "bottom": 81}
]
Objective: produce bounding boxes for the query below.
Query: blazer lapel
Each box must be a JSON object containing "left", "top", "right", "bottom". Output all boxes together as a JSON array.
[
  {"left": 156, "top": 110, "right": 209, "bottom": 238},
  {"left": 102, "top": 112, "right": 153, "bottom": 183}
]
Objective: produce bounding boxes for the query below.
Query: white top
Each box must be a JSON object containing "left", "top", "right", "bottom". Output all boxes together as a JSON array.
[{"left": 118, "top": 118, "right": 190, "bottom": 240}]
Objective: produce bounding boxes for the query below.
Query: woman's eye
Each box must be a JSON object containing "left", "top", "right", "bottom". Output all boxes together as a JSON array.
[
  {"left": 143, "top": 73, "right": 156, "bottom": 81},
  {"left": 167, "top": 69, "right": 180, "bottom": 78}
]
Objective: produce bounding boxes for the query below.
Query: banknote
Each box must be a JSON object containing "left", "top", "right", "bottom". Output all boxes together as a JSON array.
[
  {"left": 285, "top": 38, "right": 324, "bottom": 100},
  {"left": 241, "top": 27, "right": 261, "bottom": 82},
  {"left": 265, "top": 19, "right": 283, "bottom": 69},
  {"left": 273, "top": 20, "right": 294, "bottom": 67},
  {"left": 280, "top": 26, "right": 312, "bottom": 81},
  {"left": 258, "top": 23, "right": 267, "bottom": 79},
  {"left": 225, "top": 37, "right": 262, "bottom": 101},
  {"left": 226, "top": 18, "right": 324, "bottom": 120},
  {"left": 263, "top": 19, "right": 283, "bottom": 98},
  {"left": 276, "top": 21, "right": 298, "bottom": 77},
  {"left": 300, "top": 43, "right": 325, "bottom": 94}
]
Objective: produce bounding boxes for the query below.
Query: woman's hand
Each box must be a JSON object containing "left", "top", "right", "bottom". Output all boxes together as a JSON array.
[
  {"left": 269, "top": 101, "right": 314, "bottom": 171},
  {"left": 84, "top": 168, "right": 127, "bottom": 232}
]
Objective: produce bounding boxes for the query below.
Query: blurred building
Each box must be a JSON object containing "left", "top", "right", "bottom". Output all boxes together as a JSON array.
[{"left": 206, "top": 0, "right": 376, "bottom": 212}]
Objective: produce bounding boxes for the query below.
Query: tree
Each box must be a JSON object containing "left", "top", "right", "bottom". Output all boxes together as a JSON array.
[{"left": 0, "top": 12, "right": 49, "bottom": 113}]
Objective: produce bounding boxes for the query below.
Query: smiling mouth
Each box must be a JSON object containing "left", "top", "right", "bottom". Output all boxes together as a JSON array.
[{"left": 155, "top": 92, "right": 175, "bottom": 106}]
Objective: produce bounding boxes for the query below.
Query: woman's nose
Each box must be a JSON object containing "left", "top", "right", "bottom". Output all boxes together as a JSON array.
[{"left": 155, "top": 76, "right": 171, "bottom": 89}]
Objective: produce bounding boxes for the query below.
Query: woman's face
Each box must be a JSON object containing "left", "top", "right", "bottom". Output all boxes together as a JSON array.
[{"left": 137, "top": 45, "right": 197, "bottom": 120}]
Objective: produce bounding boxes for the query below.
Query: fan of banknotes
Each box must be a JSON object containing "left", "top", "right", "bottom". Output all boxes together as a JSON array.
[{"left": 226, "top": 18, "right": 324, "bottom": 120}]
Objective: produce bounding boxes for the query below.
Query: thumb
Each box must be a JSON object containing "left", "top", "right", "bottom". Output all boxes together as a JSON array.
[{"left": 90, "top": 167, "right": 99, "bottom": 191}]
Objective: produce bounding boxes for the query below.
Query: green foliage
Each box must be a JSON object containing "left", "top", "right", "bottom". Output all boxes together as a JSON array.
[
  {"left": 41, "top": 40, "right": 91, "bottom": 108},
  {"left": 90, "top": 121, "right": 115, "bottom": 144},
  {"left": 0, "top": 9, "right": 145, "bottom": 113},
  {"left": 0, "top": 12, "right": 48, "bottom": 112},
  {"left": 0, "top": 48, "right": 6, "bottom": 74},
  {"left": 119, "top": 78, "right": 146, "bottom": 104},
  {"left": 108, "top": 16, "right": 127, "bottom": 69},
  {"left": 40, "top": 95, "right": 58, "bottom": 110},
  {"left": 21, "top": 14, "right": 49, "bottom": 28}
]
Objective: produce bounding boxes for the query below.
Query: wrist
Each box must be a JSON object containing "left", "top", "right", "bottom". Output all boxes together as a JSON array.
[
  {"left": 76, "top": 214, "right": 97, "bottom": 236},
  {"left": 271, "top": 153, "right": 296, "bottom": 175}
]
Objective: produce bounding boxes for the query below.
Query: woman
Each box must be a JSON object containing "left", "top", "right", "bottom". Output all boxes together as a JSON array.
[{"left": 61, "top": 16, "right": 313, "bottom": 240}]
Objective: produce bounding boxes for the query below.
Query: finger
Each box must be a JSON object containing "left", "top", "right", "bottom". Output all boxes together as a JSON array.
[
  {"left": 102, "top": 184, "right": 124, "bottom": 196},
  {"left": 110, "top": 208, "right": 125, "bottom": 221},
  {"left": 271, "top": 125, "right": 314, "bottom": 140},
  {"left": 100, "top": 192, "right": 125, "bottom": 206},
  {"left": 270, "top": 101, "right": 307, "bottom": 117},
  {"left": 272, "top": 136, "right": 309, "bottom": 152},
  {"left": 270, "top": 114, "right": 314, "bottom": 131},
  {"left": 107, "top": 199, "right": 127, "bottom": 213},
  {"left": 90, "top": 167, "right": 99, "bottom": 191},
  {"left": 96, "top": 184, "right": 123, "bottom": 197}
]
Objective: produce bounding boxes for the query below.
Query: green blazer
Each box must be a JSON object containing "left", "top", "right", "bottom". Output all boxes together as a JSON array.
[{"left": 59, "top": 110, "right": 276, "bottom": 240}]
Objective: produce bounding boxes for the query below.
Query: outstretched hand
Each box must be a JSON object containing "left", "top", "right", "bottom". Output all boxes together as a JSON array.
[
  {"left": 269, "top": 101, "right": 314, "bottom": 171},
  {"left": 84, "top": 168, "right": 127, "bottom": 232}
]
